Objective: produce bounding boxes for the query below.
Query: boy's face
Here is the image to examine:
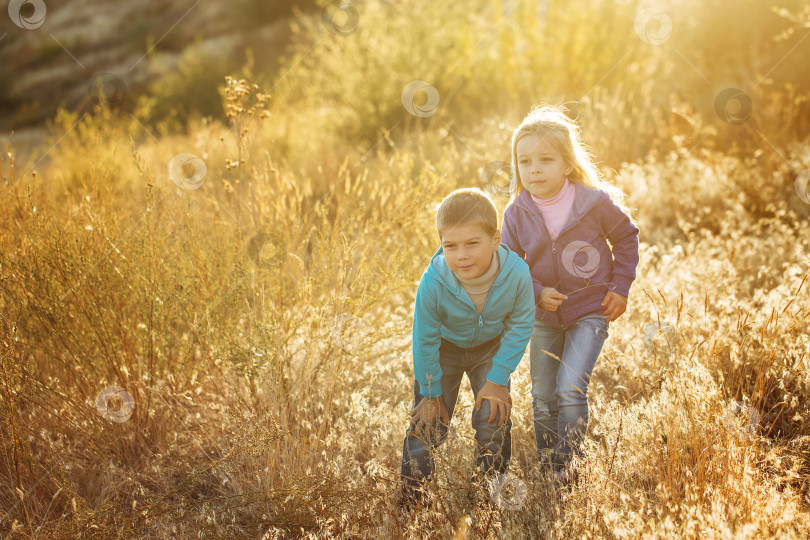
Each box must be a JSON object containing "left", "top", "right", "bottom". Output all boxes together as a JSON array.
[
  {"left": 516, "top": 133, "right": 573, "bottom": 199},
  {"left": 440, "top": 224, "right": 501, "bottom": 279}
]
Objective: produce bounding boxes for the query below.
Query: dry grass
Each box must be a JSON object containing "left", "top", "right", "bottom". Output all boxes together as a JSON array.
[{"left": 1, "top": 0, "right": 810, "bottom": 538}]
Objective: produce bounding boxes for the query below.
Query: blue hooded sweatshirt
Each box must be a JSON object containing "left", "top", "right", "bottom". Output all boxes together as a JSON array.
[{"left": 412, "top": 244, "right": 535, "bottom": 398}]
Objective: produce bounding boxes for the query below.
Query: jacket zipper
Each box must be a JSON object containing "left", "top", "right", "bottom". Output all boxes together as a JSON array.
[
  {"left": 550, "top": 213, "right": 586, "bottom": 327},
  {"left": 536, "top": 212, "right": 564, "bottom": 327},
  {"left": 470, "top": 276, "right": 495, "bottom": 347},
  {"left": 550, "top": 238, "right": 563, "bottom": 326}
]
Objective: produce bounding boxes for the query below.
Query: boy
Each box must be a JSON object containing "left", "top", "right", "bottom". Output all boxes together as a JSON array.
[{"left": 400, "top": 188, "right": 535, "bottom": 503}]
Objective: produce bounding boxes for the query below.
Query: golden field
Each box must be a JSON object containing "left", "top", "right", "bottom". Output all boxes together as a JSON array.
[{"left": 1, "top": 0, "right": 809, "bottom": 537}]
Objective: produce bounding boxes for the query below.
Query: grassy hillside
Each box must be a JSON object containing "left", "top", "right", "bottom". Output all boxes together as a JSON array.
[
  {"left": 0, "top": 0, "right": 316, "bottom": 136},
  {"left": 1, "top": 0, "right": 809, "bottom": 537}
]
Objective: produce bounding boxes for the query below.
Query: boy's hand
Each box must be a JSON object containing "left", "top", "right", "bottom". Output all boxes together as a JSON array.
[
  {"left": 475, "top": 381, "right": 512, "bottom": 426},
  {"left": 539, "top": 288, "right": 568, "bottom": 311},
  {"left": 601, "top": 291, "right": 627, "bottom": 322},
  {"left": 410, "top": 396, "right": 450, "bottom": 437}
]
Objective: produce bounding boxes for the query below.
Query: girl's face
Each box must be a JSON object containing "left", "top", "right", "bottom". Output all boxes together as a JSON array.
[{"left": 516, "top": 133, "right": 573, "bottom": 199}]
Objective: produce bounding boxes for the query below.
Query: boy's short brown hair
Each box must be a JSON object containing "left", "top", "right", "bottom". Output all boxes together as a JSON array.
[{"left": 436, "top": 188, "right": 499, "bottom": 238}]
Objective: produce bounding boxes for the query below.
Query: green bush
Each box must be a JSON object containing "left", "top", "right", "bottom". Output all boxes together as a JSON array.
[
  {"left": 268, "top": 0, "right": 810, "bottom": 167},
  {"left": 135, "top": 43, "right": 233, "bottom": 132},
  {"left": 231, "top": 0, "right": 318, "bottom": 28}
]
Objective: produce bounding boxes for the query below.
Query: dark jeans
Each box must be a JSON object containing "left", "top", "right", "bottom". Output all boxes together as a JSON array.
[{"left": 400, "top": 335, "right": 511, "bottom": 494}]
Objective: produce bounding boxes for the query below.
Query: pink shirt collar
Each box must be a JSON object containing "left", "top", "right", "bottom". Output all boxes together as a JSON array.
[{"left": 529, "top": 178, "right": 573, "bottom": 206}]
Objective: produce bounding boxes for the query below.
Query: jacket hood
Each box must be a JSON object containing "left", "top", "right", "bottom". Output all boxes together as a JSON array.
[
  {"left": 512, "top": 182, "right": 609, "bottom": 222},
  {"left": 428, "top": 244, "right": 519, "bottom": 294}
]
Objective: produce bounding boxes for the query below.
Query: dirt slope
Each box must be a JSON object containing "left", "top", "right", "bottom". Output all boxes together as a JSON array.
[{"left": 0, "top": 0, "right": 300, "bottom": 132}]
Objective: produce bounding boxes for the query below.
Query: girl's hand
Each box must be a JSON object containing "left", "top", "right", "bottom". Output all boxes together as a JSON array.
[
  {"left": 601, "top": 291, "right": 628, "bottom": 322},
  {"left": 475, "top": 381, "right": 512, "bottom": 427},
  {"left": 410, "top": 396, "right": 450, "bottom": 437},
  {"left": 539, "top": 287, "right": 568, "bottom": 311}
]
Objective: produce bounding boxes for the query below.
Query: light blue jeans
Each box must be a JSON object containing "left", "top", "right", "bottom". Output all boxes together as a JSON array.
[
  {"left": 530, "top": 314, "right": 609, "bottom": 469},
  {"left": 400, "top": 336, "right": 511, "bottom": 494}
]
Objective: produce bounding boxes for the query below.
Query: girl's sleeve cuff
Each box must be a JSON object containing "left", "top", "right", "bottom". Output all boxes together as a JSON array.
[{"left": 611, "top": 276, "right": 633, "bottom": 297}]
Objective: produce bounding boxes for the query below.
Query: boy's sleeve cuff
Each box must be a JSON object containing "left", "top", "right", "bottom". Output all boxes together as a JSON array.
[
  {"left": 418, "top": 379, "right": 443, "bottom": 398},
  {"left": 486, "top": 364, "right": 512, "bottom": 387}
]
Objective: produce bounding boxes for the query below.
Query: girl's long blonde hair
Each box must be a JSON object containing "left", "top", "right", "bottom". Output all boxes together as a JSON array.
[{"left": 510, "top": 104, "right": 629, "bottom": 213}]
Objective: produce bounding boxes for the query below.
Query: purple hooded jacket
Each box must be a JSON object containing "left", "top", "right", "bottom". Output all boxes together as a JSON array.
[{"left": 501, "top": 183, "right": 640, "bottom": 327}]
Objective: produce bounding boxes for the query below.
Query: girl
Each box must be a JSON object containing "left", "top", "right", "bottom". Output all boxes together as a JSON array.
[{"left": 501, "top": 105, "right": 639, "bottom": 483}]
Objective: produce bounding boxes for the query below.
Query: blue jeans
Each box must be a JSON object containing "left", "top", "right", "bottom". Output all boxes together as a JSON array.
[
  {"left": 529, "top": 314, "right": 608, "bottom": 469},
  {"left": 400, "top": 336, "right": 511, "bottom": 493}
]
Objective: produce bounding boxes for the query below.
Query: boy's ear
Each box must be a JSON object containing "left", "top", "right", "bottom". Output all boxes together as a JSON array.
[{"left": 493, "top": 229, "right": 501, "bottom": 247}]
